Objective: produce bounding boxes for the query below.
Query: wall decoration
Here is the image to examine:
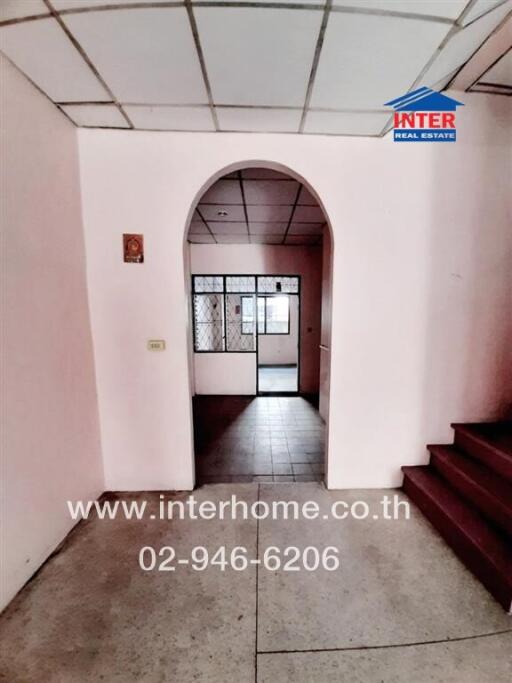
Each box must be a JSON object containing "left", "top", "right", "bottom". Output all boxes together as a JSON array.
[{"left": 123, "top": 234, "right": 144, "bottom": 263}]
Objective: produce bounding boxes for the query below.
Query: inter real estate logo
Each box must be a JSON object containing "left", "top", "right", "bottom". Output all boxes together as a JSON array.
[{"left": 384, "top": 87, "right": 464, "bottom": 142}]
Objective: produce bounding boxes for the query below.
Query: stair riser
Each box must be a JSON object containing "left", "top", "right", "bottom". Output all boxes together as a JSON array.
[
  {"left": 430, "top": 454, "right": 512, "bottom": 537},
  {"left": 454, "top": 430, "right": 512, "bottom": 483},
  {"left": 403, "top": 473, "right": 512, "bottom": 613}
]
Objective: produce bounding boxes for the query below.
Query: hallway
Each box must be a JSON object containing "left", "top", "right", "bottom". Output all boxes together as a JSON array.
[
  {"left": 0, "top": 484, "right": 510, "bottom": 682},
  {"left": 194, "top": 396, "right": 324, "bottom": 484}
]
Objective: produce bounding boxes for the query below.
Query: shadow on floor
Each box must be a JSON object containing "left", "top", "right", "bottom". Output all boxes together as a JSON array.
[{"left": 193, "top": 395, "right": 325, "bottom": 484}]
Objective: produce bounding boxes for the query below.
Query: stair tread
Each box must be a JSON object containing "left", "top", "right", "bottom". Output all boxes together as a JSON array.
[
  {"left": 402, "top": 465, "right": 512, "bottom": 577},
  {"left": 451, "top": 422, "right": 512, "bottom": 459},
  {"left": 428, "top": 444, "right": 512, "bottom": 514}
]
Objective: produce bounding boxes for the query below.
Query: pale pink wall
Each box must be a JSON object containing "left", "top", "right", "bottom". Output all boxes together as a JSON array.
[
  {"left": 194, "top": 354, "right": 257, "bottom": 395},
  {"left": 190, "top": 244, "right": 321, "bottom": 394},
  {"left": 0, "top": 57, "right": 104, "bottom": 610},
  {"left": 77, "top": 91, "right": 512, "bottom": 491},
  {"left": 319, "top": 228, "right": 333, "bottom": 423}
]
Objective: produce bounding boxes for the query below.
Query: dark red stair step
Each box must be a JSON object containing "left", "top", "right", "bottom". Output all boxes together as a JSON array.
[
  {"left": 402, "top": 465, "right": 512, "bottom": 612},
  {"left": 452, "top": 422, "right": 512, "bottom": 482},
  {"left": 428, "top": 444, "right": 512, "bottom": 537}
]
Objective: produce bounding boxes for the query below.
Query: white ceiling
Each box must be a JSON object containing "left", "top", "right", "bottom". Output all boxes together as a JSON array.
[
  {"left": 0, "top": 0, "right": 510, "bottom": 136},
  {"left": 188, "top": 168, "right": 326, "bottom": 245}
]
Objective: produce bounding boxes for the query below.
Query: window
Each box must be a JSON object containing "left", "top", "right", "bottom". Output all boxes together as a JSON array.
[
  {"left": 241, "top": 296, "right": 255, "bottom": 335},
  {"left": 258, "top": 295, "right": 290, "bottom": 335},
  {"left": 191, "top": 275, "right": 298, "bottom": 351}
]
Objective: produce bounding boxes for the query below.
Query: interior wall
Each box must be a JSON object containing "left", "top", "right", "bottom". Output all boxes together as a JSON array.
[
  {"left": 0, "top": 57, "right": 104, "bottom": 611},
  {"left": 190, "top": 244, "right": 321, "bottom": 395},
  {"left": 319, "top": 228, "right": 333, "bottom": 423},
  {"left": 77, "top": 91, "right": 512, "bottom": 490},
  {"left": 194, "top": 353, "right": 257, "bottom": 395},
  {"left": 258, "top": 295, "right": 299, "bottom": 366}
]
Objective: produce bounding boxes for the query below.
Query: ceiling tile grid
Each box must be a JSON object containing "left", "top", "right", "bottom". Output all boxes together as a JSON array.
[
  {"left": 189, "top": 168, "right": 326, "bottom": 246},
  {"left": 0, "top": 0, "right": 510, "bottom": 135},
  {"left": 467, "top": 45, "right": 512, "bottom": 93}
]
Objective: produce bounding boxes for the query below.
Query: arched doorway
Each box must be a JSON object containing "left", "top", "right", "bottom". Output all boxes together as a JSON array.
[{"left": 183, "top": 163, "right": 333, "bottom": 487}]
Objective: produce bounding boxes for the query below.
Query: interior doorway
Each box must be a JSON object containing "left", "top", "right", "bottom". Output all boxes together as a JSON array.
[
  {"left": 185, "top": 165, "right": 333, "bottom": 485},
  {"left": 257, "top": 289, "right": 299, "bottom": 394}
]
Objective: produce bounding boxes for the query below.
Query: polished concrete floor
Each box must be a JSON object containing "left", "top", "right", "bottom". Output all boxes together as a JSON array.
[
  {"left": 193, "top": 396, "right": 324, "bottom": 484},
  {"left": 258, "top": 365, "right": 298, "bottom": 392},
  {"left": 0, "top": 484, "right": 510, "bottom": 682}
]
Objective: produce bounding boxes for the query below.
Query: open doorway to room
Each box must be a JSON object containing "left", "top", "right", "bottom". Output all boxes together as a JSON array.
[
  {"left": 257, "top": 281, "right": 299, "bottom": 394},
  {"left": 185, "top": 166, "right": 332, "bottom": 486}
]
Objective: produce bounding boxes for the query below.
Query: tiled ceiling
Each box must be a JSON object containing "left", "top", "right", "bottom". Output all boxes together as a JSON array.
[
  {"left": 467, "top": 45, "right": 512, "bottom": 92},
  {"left": 188, "top": 168, "right": 325, "bottom": 245},
  {"left": 0, "top": 1, "right": 510, "bottom": 136}
]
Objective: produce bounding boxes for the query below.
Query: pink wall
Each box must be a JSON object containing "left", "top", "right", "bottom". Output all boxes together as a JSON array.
[
  {"left": 190, "top": 244, "right": 322, "bottom": 394},
  {"left": 77, "top": 91, "right": 512, "bottom": 491},
  {"left": 0, "top": 57, "right": 104, "bottom": 611},
  {"left": 319, "top": 228, "right": 333, "bottom": 423}
]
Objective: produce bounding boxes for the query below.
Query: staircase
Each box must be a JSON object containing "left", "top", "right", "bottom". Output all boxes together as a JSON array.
[{"left": 402, "top": 422, "right": 512, "bottom": 613}]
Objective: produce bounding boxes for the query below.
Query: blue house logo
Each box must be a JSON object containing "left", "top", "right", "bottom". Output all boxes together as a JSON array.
[{"left": 384, "top": 87, "right": 464, "bottom": 142}]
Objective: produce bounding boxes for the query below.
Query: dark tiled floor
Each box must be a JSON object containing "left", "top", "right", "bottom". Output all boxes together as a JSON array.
[{"left": 193, "top": 395, "right": 325, "bottom": 484}]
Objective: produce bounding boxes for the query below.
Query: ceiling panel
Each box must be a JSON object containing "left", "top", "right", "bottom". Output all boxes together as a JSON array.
[
  {"left": 193, "top": 0, "right": 326, "bottom": 3},
  {"left": 249, "top": 222, "right": 288, "bottom": 234},
  {"left": 0, "top": 17, "right": 110, "bottom": 101},
  {"left": 250, "top": 235, "right": 286, "bottom": 244},
  {"left": 480, "top": 48, "right": 512, "bottom": 84},
  {"left": 244, "top": 180, "right": 299, "bottom": 205},
  {"left": 195, "top": 8, "right": 322, "bottom": 106},
  {"left": 293, "top": 205, "right": 325, "bottom": 222},
  {"left": 242, "top": 169, "right": 292, "bottom": 180},
  {"left": 53, "top": 0, "right": 160, "bottom": 8},
  {"left": 247, "top": 205, "right": 294, "bottom": 222},
  {"left": 288, "top": 222, "right": 324, "bottom": 234},
  {"left": 311, "top": 13, "right": 450, "bottom": 109},
  {"left": 215, "top": 234, "right": 250, "bottom": 243},
  {"left": 304, "top": 110, "right": 390, "bottom": 134},
  {"left": 284, "top": 234, "right": 321, "bottom": 245},
  {"left": 297, "top": 186, "right": 317, "bottom": 205},
  {"left": 216, "top": 106, "right": 302, "bottom": 132},
  {"left": 422, "top": 1, "right": 512, "bottom": 85},
  {"left": 124, "top": 105, "right": 215, "bottom": 131},
  {"left": 332, "top": 0, "right": 468, "bottom": 19},
  {"left": 198, "top": 205, "right": 246, "bottom": 221},
  {"left": 0, "top": 0, "right": 48, "bottom": 21},
  {"left": 63, "top": 8, "right": 208, "bottom": 104},
  {"left": 189, "top": 221, "right": 210, "bottom": 235},
  {"left": 462, "top": 0, "right": 506, "bottom": 25},
  {"left": 61, "top": 103, "right": 128, "bottom": 127},
  {"left": 207, "top": 223, "right": 248, "bottom": 234},
  {"left": 188, "top": 234, "right": 216, "bottom": 243},
  {"left": 201, "top": 180, "right": 243, "bottom": 204}
]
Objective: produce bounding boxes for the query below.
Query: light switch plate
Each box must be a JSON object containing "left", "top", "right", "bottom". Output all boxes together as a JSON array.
[{"left": 147, "top": 339, "right": 166, "bottom": 351}]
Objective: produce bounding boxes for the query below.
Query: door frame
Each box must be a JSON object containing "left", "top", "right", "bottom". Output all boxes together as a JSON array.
[{"left": 256, "top": 276, "right": 301, "bottom": 396}]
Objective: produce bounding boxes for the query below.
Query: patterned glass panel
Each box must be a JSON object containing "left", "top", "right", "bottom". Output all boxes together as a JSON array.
[
  {"left": 193, "top": 276, "right": 224, "bottom": 293},
  {"left": 226, "top": 294, "right": 255, "bottom": 351},
  {"left": 257, "top": 276, "right": 299, "bottom": 293},
  {"left": 193, "top": 294, "right": 224, "bottom": 351},
  {"left": 226, "top": 276, "right": 256, "bottom": 293}
]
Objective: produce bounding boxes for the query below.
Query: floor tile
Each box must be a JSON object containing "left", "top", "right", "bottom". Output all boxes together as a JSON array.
[
  {"left": 194, "top": 396, "right": 325, "bottom": 485},
  {"left": 0, "top": 486, "right": 258, "bottom": 682},
  {"left": 257, "top": 484, "right": 511, "bottom": 652},
  {"left": 257, "top": 633, "right": 512, "bottom": 682}
]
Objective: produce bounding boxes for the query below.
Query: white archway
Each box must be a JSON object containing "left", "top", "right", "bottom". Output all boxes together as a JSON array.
[{"left": 181, "top": 160, "right": 334, "bottom": 487}]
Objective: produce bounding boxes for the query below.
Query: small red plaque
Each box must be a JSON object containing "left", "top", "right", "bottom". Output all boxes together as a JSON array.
[{"left": 123, "top": 234, "right": 144, "bottom": 263}]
